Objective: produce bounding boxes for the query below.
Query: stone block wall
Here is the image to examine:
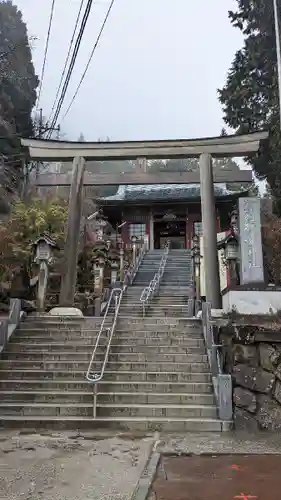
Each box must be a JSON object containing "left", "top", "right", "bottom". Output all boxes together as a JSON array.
[{"left": 219, "top": 324, "right": 281, "bottom": 431}]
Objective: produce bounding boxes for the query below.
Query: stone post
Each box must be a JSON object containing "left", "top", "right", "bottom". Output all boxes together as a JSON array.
[
  {"left": 111, "top": 261, "right": 118, "bottom": 284},
  {"left": 98, "top": 258, "right": 105, "bottom": 293},
  {"left": 119, "top": 245, "right": 124, "bottom": 282},
  {"left": 149, "top": 210, "right": 154, "bottom": 250},
  {"left": 199, "top": 153, "right": 221, "bottom": 308},
  {"left": 59, "top": 156, "right": 85, "bottom": 307},
  {"left": 37, "top": 261, "right": 48, "bottom": 312}
]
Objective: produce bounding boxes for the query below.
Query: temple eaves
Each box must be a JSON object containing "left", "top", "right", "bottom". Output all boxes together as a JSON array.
[{"left": 21, "top": 130, "right": 269, "bottom": 161}]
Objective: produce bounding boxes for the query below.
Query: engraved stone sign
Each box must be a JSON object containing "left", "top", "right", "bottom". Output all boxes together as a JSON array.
[{"left": 238, "top": 197, "right": 264, "bottom": 285}]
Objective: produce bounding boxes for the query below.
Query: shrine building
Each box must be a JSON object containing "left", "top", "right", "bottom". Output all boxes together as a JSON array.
[{"left": 98, "top": 183, "right": 250, "bottom": 250}]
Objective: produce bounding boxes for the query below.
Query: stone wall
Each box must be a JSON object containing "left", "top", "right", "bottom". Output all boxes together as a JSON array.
[{"left": 219, "top": 324, "right": 281, "bottom": 431}]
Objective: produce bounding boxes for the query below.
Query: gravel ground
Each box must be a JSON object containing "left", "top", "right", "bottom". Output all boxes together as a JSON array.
[
  {"left": 0, "top": 430, "right": 155, "bottom": 500},
  {"left": 156, "top": 430, "right": 281, "bottom": 455}
]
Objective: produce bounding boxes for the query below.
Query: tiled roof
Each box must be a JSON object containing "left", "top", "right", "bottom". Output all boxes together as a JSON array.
[{"left": 100, "top": 183, "right": 247, "bottom": 202}]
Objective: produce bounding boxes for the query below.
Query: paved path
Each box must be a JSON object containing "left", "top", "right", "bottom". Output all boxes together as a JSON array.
[
  {"left": 150, "top": 454, "right": 281, "bottom": 500},
  {"left": 147, "top": 432, "right": 281, "bottom": 500}
]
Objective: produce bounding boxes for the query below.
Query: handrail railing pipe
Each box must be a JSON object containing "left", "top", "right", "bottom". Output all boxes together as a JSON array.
[
  {"left": 0, "top": 298, "right": 22, "bottom": 355},
  {"left": 201, "top": 301, "right": 232, "bottom": 422},
  {"left": 86, "top": 239, "right": 147, "bottom": 418},
  {"left": 140, "top": 240, "right": 170, "bottom": 317}
]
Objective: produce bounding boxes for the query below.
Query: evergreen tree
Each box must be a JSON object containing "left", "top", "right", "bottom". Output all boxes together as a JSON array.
[
  {"left": 217, "top": 0, "right": 281, "bottom": 212},
  {"left": 0, "top": 0, "right": 39, "bottom": 210}
]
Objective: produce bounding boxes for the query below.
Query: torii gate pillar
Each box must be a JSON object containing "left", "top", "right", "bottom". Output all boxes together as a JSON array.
[
  {"left": 59, "top": 156, "right": 85, "bottom": 307},
  {"left": 199, "top": 153, "right": 221, "bottom": 309}
]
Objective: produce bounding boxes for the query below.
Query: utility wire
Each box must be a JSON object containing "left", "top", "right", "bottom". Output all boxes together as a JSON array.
[
  {"left": 36, "top": 0, "right": 56, "bottom": 110},
  {"left": 47, "top": 0, "right": 94, "bottom": 138},
  {"left": 62, "top": 0, "right": 116, "bottom": 120},
  {"left": 47, "top": 0, "right": 86, "bottom": 125}
]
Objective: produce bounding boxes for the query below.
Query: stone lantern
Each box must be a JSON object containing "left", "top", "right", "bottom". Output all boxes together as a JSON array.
[
  {"left": 217, "top": 232, "right": 240, "bottom": 286},
  {"left": 110, "top": 259, "right": 119, "bottom": 285},
  {"left": 119, "top": 240, "right": 125, "bottom": 282},
  {"left": 191, "top": 234, "right": 201, "bottom": 301},
  {"left": 95, "top": 211, "right": 108, "bottom": 241},
  {"left": 131, "top": 235, "right": 137, "bottom": 267},
  {"left": 32, "top": 234, "right": 59, "bottom": 311}
]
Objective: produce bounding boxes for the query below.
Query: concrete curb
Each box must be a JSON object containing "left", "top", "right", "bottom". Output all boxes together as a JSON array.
[{"left": 130, "top": 451, "right": 160, "bottom": 500}]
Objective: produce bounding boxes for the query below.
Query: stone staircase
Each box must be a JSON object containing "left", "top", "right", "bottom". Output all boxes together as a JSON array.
[
  {"left": 150, "top": 249, "right": 193, "bottom": 318},
  {"left": 0, "top": 249, "right": 230, "bottom": 431}
]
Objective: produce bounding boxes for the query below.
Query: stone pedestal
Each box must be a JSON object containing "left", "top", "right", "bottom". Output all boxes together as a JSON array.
[
  {"left": 49, "top": 307, "right": 83, "bottom": 317},
  {"left": 222, "top": 287, "right": 281, "bottom": 315}
]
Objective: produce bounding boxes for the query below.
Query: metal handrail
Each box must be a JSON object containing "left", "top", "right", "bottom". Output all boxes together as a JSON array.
[
  {"left": 124, "top": 242, "right": 147, "bottom": 285},
  {"left": 86, "top": 240, "right": 147, "bottom": 418},
  {"left": 201, "top": 301, "right": 232, "bottom": 421},
  {"left": 140, "top": 240, "right": 170, "bottom": 317},
  {"left": 0, "top": 299, "right": 22, "bottom": 355},
  {"left": 86, "top": 287, "right": 123, "bottom": 383}
]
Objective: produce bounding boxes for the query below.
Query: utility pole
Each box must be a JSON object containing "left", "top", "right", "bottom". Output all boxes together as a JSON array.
[
  {"left": 35, "top": 108, "right": 60, "bottom": 181},
  {"left": 273, "top": 0, "right": 281, "bottom": 130}
]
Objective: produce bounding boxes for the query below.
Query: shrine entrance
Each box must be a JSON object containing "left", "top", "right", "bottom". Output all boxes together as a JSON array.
[{"left": 154, "top": 220, "right": 186, "bottom": 249}]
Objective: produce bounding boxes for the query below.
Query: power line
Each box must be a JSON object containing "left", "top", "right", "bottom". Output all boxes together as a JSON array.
[
  {"left": 62, "top": 0, "right": 116, "bottom": 120},
  {"left": 47, "top": 0, "right": 86, "bottom": 125},
  {"left": 36, "top": 0, "right": 56, "bottom": 110},
  {"left": 47, "top": 0, "right": 94, "bottom": 137}
]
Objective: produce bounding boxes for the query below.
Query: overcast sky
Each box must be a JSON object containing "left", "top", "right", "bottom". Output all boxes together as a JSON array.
[{"left": 16, "top": 0, "right": 243, "bottom": 142}]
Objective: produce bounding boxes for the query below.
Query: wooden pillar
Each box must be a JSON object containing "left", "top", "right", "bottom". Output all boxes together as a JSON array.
[{"left": 59, "top": 156, "right": 85, "bottom": 307}]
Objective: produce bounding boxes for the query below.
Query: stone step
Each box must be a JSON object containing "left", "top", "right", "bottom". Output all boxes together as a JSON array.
[
  {"left": 0, "top": 415, "right": 230, "bottom": 432},
  {"left": 121, "top": 305, "right": 191, "bottom": 310},
  {"left": 121, "top": 301, "right": 191, "bottom": 307},
  {"left": 117, "top": 317, "right": 201, "bottom": 325},
  {"left": 0, "top": 380, "right": 213, "bottom": 393},
  {"left": 0, "top": 391, "right": 215, "bottom": 405},
  {"left": 0, "top": 369, "right": 211, "bottom": 382},
  {"left": 126, "top": 327, "right": 204, "bottom": 337},
  {"left": 22, "top": 319, "right": 102, "bottom": 327},
  {"left": 12, "top": 328, "right": 102, "bottom": 337},
  {"left": 18, "top": 323, "right": 102, "bottom": 332},
  {"left": 120, "top": 312, "right": 192, "bottom": 318},
  {"left": 0, "top": 360, "right": 210, "bottom": 372},
  {"left": 121, "top": 302, "right": 191, "bottom": 307},
  {"left": 12, "top": 326, "right": 203, "bottom": 338},
  {"left": 10, "top": 332, "right": 204, "bottom": 349},
  {"left": 7, "top": 342, "right": 205, "bottom": 353},
  {"left": 160, "top": 282, "right": 192, "bottom": 285},
  {"left": 139, "top": 265, "right": 191, "bottom": 269},
  {"left": 0, "top": 402, "right": 217, "bottom": 418},
  {"left": 10, "top": 335, "right": 204, "bottom": 346},
  {"left": 3, "top": 351, "right": 207, "bottom": 363},
  {"left": 110, "top": 336, "right": 205, "bottom": 346}
]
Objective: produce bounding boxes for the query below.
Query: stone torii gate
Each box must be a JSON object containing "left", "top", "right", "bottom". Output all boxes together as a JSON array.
[{"left": 21, "top": 131, "right": 268, "bottom": 310}]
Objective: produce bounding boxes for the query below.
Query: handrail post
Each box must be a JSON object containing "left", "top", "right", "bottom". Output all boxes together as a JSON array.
[
  {"left": 201, "top": 300, "right": 233, "bottom": 422},
  {"left": 93, "top": 384, "right": 97, "bottom": 418}
]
